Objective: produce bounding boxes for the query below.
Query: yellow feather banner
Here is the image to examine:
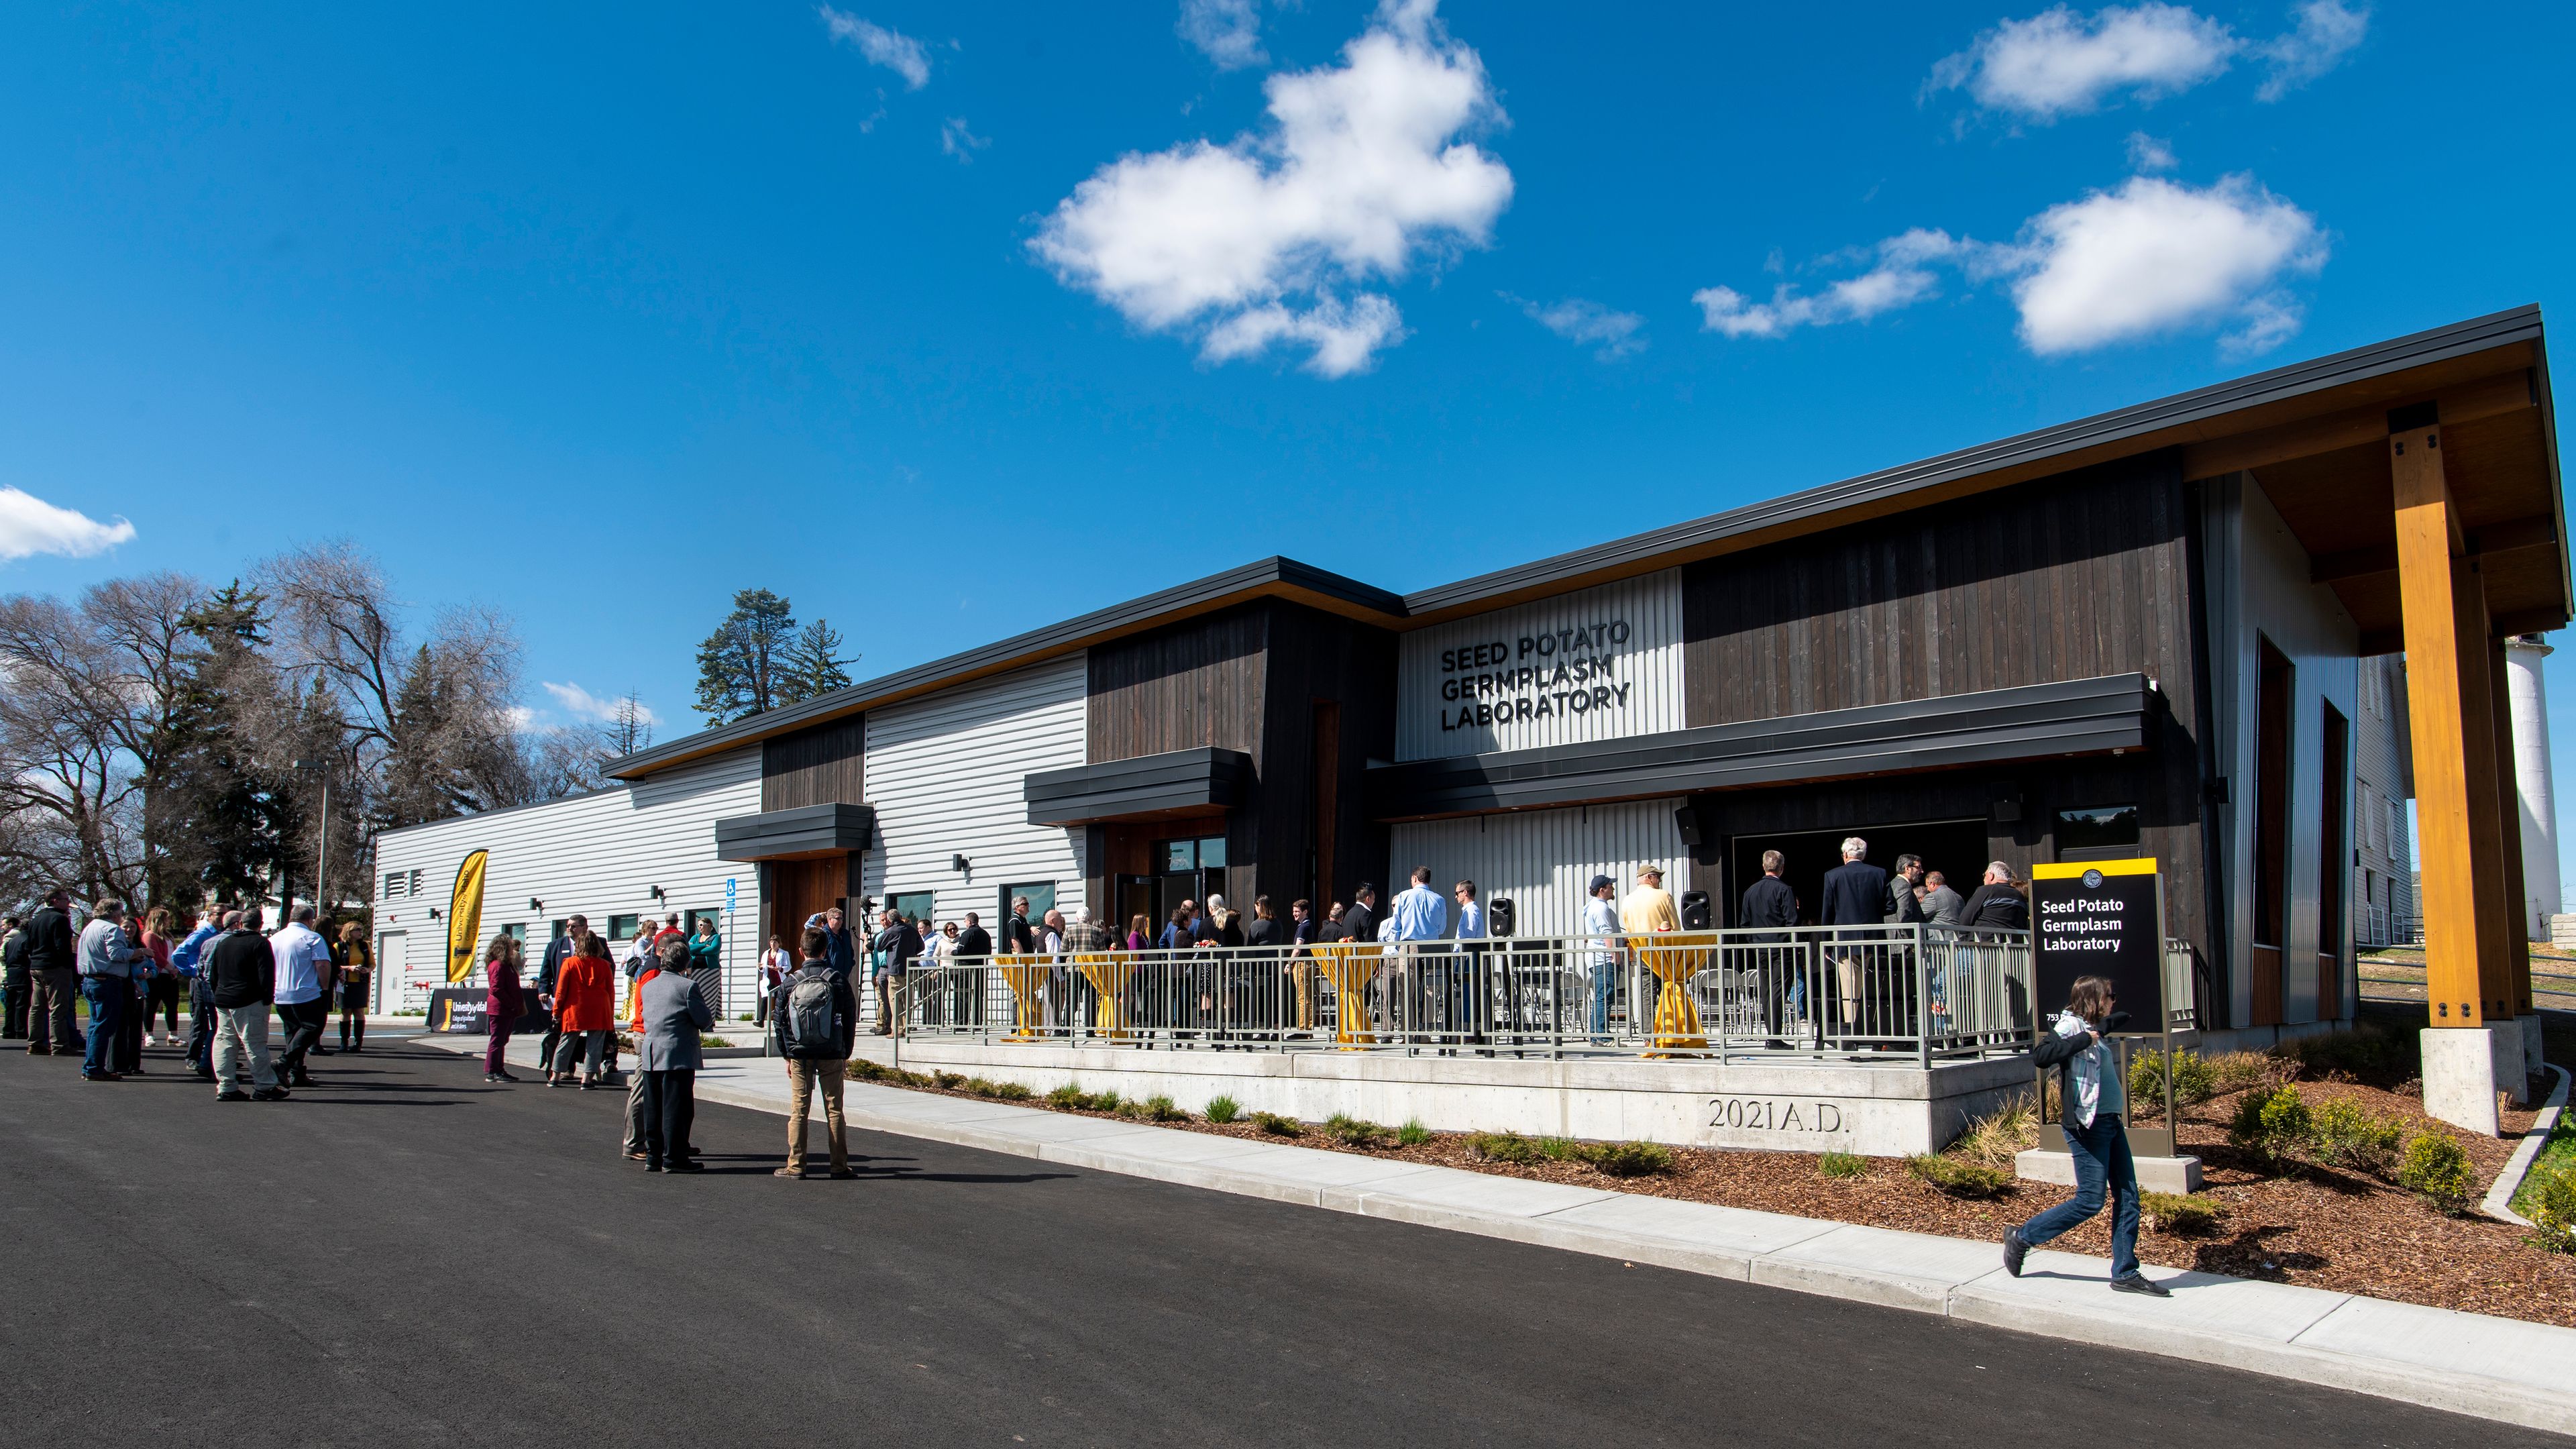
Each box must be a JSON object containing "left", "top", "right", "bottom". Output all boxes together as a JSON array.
[{"left": 445, "top": 849, "right": 488, "bottom": 983}]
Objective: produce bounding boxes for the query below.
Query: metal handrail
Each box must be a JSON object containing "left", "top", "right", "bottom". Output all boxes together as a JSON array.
[{"left": 879, "top": 924, "right": 2034, "bottom": 1062}]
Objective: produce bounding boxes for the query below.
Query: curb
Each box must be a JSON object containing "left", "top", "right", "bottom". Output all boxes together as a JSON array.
[
  {"left": 425, "top": 1037, "right": 2576, "bottom": 1436},
  {"left": 2483, "top": 1063, "right": 2571, "bottom": 1226}
]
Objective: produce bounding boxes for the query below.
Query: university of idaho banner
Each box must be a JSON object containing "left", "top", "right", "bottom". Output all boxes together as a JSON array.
[{"left": 445, "top": 849, "right": 488, "bottom": 983}]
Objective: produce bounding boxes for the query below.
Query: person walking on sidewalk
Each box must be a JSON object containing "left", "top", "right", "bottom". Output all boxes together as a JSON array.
[
  {"left": 635, "top": 935, "right": 712, "bottom": 1173},
  {"left": 483, "top": 933, "right": 527, "bottom": 1084},
  {"left": 2002, "top": 975, "right": 2169, "bottom": 1297},
  {"left": 76, "top": 898, "right": 148, "bottom": 1081},
  {"left": 268, "top": 905, "right": 335, "bottom": 1087},
  {"left": 21, "top": 890, "right": 79, "bottom": 1057},
  {"left": 205, "top": 910, "right": 286, "bottom": 1101},
  {"left": 549, "top": 932, "right": 617, "bottom": 1088},
  {"left": 771, "top": 926, "right": 857, "bottom": 1179},
  {"left": 335, "top": 922, "right": 373, "bottom": 1053}
]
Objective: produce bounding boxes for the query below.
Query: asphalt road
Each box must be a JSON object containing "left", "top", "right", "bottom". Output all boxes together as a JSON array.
[{"left": 0, "top": 1038, "right": 2548, "bottom": 1448}]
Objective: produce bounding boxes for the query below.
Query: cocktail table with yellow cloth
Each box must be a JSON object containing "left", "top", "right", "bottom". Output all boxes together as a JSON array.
[
  {"left": 1313, "top": 941, "right": 1379, "bottom": 1048},
  {"left": 1628, "top": 932, "right": 1712, "bottom": 1053},
  {"left": 996, "top": 954, "right": 1051, "bottom": 1040},
  {"left": 1074, "top": 953, "right": 1133, "bottom": 1038}
]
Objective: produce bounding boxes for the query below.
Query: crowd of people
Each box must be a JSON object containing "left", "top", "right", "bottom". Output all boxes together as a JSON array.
[{"left": 3, "top": 891, "right": 372, "bottom": 1094}]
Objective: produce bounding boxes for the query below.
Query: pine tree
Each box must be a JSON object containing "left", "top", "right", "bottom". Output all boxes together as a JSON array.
[
  {"left": 160, "top": 582, "right": 288, "bottom": 910},
  {"left": 780, "top": 617, "right": 855, "bottom": 702},
  {"left": 693, "top": 588, "right": 798, "bottom": 724}
]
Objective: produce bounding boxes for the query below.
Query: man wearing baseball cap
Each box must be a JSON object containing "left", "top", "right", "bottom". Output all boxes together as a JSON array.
[
  {"left": 1581, "top": 875, "right": 1620, "bottom": 1040},
  {"left": 1621, "top": 864, "right": 1679, "bottom": 934}
]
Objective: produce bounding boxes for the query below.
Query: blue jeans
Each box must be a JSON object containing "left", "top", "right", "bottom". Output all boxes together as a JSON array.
[
  {"left": 2017, "top": 1113, "right": 2141, "bottom": 1278},
  {"left": 1587, "top": 962, "right": 1615, "bottom": 1035},
  {"left": 80, "top": 977, "right": 127, "bottom": 1077}
]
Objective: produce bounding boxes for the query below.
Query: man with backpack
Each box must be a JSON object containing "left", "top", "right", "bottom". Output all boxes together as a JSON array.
[{"left": 771, "top": 926, "right": 857, "bottom": 1179}]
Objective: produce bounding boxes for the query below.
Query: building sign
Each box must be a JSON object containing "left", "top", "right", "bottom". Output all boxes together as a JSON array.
[
  {"left": 2029, "top": 859, "right": 2165, "bottom": 1033},
  {"left": 1396, "top": 570, "right": 1686, "bottom": 761},
  {"left": 1436, "top": 617, "right": 1638, "bottom": 733}
]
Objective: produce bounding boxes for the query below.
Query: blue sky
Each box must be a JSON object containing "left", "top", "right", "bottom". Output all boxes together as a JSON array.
[{"left": 1, "top": 3, "right": 2570, "bottom": 888}]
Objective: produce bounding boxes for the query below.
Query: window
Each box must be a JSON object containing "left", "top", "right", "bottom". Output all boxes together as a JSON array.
[
  {"left": 2388, "top": 801, "right": 2406, "bottom": 863},
  {"left": 500, "top": 923, "right": 527, "bottom": 943},
  {"left": 886, "top": 891, "right": 935, "bottom": 926},
  {"left": 383, "top": 871, "right": 405, "bottom": 900},
  {"left": 684, "top": 908, "right": 720, "bottom": 938},
  {"left": 607, "top": 914, "right": 641, "bottom": 942},
  {"left": 2055, "top": 804, "right": 2140, "bottom": 853},
  {"left": 550, "top": 919, "right": 572, "bottom": 943},
  {"left": 1001, "top": 881, "right": 1056, "bottom": 932},
  {"left": 1155, "top": 835, "right": 1228, "bottom": 871}
]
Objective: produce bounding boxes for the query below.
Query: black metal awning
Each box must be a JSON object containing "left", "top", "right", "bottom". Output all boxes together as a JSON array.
[
  {"left": 1367, "top": 674, "right": 2157, "bottom": 821},
  {"left": 1024, "top": 747, "right": 1253, "bottom": 826},
  {"left": 713, "top": 802, "right": 877, "bottom": 862}
]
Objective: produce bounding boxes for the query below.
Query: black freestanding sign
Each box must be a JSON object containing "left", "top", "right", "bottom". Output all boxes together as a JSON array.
[{"left": 2028, "top": 858, "right": 2165, "bottom": 1032}]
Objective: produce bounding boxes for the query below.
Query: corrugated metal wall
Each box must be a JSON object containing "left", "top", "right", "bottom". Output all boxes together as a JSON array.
[
  {"left": 1395, "top": 569, "right": 1686, "bottom": 761},
  {"left": 862, "top": 654, "right": 1088, "bottom": 928},
  {"left": 1388, "top": 798, "right": 1690, "bottom": 938},
  {"left": 370, "top": 745, "right": 764, "bottom": 1015}
]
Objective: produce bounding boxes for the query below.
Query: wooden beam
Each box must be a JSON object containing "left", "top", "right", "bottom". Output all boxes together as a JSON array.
[
  {"left": 2488, "top": 638, "right": 2537, "bottom": 1018},
  {"left": 2186, "top": 369, "right": 2536, "bottom": 482},
  {"left": 2310, "top": 514, "right": 2561, "bottom": 584},
  {"left": 2490, "top": 606, "right": 2572, "bottom": 639},
  {"left": 2392, "top": 422, "right": 2516, "bottom": 1030}
]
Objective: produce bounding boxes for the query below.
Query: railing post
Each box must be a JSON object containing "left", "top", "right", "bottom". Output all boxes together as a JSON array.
[{"left": 1915, "top": 924, "right": 1932, "bottom": 1069}]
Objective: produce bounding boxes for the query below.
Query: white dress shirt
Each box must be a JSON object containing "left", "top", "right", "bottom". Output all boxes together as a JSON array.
[{"left": 268, "top": 922, "right": 333, "bottom": 1006}]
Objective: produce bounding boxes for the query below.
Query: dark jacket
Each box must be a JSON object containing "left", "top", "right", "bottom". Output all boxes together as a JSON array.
[
  {"left": 1342, "top": 900, "right": 1377, "bottom": 946},
  {"left": 1739, "top": 875, "right": 1799, "bottom": 939},
  {"left": 953, "top": 924, "right": 993, "bottom": 962},
  {"left": 2033, "top": 1012, "right": 2121, "bottom": 1133},
  {"left": 1961, "top": 883, "right": 2029, "bottom": 930},
  {"left": 873, "top": 922, "right": 922, "bottom": 972},
  {"left": 539, "top": 931, "right": 576, "bottom": 996},
  {"left": 1819, "top": 861, "right": 1889, "bottom": 930},
  {"left": 21, "top": 906, "right": 74, "bottom": 973},
  {"left": 769, "top": 962, "right": 857, "bottom": 1059},
  {"left": 1885, "top": 875, "right": 1929, "bottom": 924},
  {"left": 2, "top": 925, "right": 28, "bottom": 978},
  {"left": 1002, "top": 914, "right": 1039, "bottom": 954},
  {"left": 1243, "top": 916, "right": 1281, "bottom": 950},
  {"left": 487, "top": 960, "right": 525, "bottom": 1021},
  {"left": 819, "top": 924, "right": 854, "bottom": 979},
  {"left": 205, "top": 931, "right": 276, "bottom": 1010}
]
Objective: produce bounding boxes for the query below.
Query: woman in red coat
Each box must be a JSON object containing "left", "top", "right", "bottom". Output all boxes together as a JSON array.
[{"left": 548, "top": 932, "right": 617, "bottom": 1089}]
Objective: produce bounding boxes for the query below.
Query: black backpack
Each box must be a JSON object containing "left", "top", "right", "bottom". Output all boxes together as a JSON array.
[{"left": 777, "top": 972, "right": 841, "bottom": 1058}]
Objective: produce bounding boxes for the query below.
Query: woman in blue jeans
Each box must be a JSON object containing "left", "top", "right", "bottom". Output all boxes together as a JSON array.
[{"left": 2002, "top": 975, "right": 2170, "bottom": 1296}]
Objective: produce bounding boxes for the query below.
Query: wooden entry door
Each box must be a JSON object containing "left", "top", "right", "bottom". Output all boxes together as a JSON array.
[{"left": 769, "top": 856, "right": 851, "bottom": 953}]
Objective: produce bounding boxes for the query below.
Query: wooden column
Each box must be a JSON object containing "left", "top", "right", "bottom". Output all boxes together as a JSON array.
[
  {"left": 2390, "top": 421, "right": 2516, "bottom": 1027},
  {"left": 2487, "top": 639, "right": 2538, "bottom": 1016}
]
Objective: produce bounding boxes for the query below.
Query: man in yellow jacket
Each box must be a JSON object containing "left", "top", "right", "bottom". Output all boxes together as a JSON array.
[{"left": 1620, "top": 865, "right": 1678, "bottom": 933}]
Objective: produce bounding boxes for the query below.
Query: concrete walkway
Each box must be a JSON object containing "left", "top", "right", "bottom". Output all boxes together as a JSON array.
[{"left": 437, "top": 1032, "right": 2576, "bottom": 1436}]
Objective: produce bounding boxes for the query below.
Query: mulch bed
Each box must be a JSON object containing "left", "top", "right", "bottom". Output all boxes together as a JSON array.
[{"left": 868, "top": 1043, "right": 2576, "bottom": 1328}]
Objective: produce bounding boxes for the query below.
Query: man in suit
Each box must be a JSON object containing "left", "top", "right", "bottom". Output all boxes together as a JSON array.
[
  {"left": 1819, "top": 837, "right": 1890, "bottom": 1041},
  {"left": 634, "top": 935, "right": 713, "bottom": 1172},
  {"left": 1739, "top": 849, "right": 1801, "bottom": 1046}
]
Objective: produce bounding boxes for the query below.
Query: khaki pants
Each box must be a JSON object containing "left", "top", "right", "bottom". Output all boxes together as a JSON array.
[
  {"left": 29, "top": 967, "right": 79, "bottom": 1053},
  {"left": 1286, "top": 962, "right": 1318, "bottom": 1030},
  {"left": 212, "top": 1004, "right": 278, "bottom": 1092},
  {"left": 785, "top": 1057, "right": 848, "bottom": 1173}
]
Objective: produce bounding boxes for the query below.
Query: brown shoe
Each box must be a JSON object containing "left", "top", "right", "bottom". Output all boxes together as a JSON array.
[
  {"left": 623, "top": 1150, "right": 649, "bottom": 1162},
  {"left": 773, "top": 1166, "right": 804, "bottom": 1179}
]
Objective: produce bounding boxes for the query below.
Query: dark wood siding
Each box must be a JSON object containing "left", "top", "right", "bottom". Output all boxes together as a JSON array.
[
  {"left": 1086, "top": 604, "right": 1269, "bottom": 763},
  {"left": 1680, "top": 451, "right": 2216, "bottom": 973},
  {"left": 761, "top": 716, "right": 865, "bottom": 811},
  {"left": 1258, "top": 604, "right": 1399, "bottom": 913}
]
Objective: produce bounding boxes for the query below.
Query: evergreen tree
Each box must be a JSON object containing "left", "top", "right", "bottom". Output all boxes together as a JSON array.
[
  {"left": 693, "top": 588, "right": 798, "bottom": 724},
  {"left": 160, "top": 582, "right": 288, "bottom": 910},
  {"left": 780, "top": 617, "right": 855, "bottom": 702}
]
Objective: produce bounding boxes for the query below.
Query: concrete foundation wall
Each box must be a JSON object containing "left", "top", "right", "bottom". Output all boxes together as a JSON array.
[{"left": 892, "top": 1042, "right": 2033, "bottom": 1157}]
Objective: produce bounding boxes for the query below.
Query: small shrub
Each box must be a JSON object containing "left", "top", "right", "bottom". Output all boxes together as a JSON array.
[
  {"left": 2129, "top": 1049, "right": 2218, "bottom": 1108},
  {"left": 1954, "top": 1093, "right": 2039, "bottom": 1171},
  {"left": 1580, "top": 1140, "right": 1675, "bottom": 1177},
  {"left": 987, "top": 1081, "right": 1032, "bottom": 1101},
  {"left": 1819, "top": 1150, "right": 1868, "bottom": 1179},
  {"left": 1089, "top": 1089, "right": 1124, "bottom": 1114},
  {"left": 1536, "top": 1136, "right": 1582, "bottom": 1163},
  {"left": 932, "top": 1071, "right": 966, "bottom": 1090},
  {"left": 1252, "top": 1110, "right": 1305, "bottom": 1137},
  {"left": 1397, "top": 1118, "right": 1431, "bottom": 1147},
  {"left": 700, "top": 1035, "right": 733, "bottom": 1049},
  {"left": 1203, "top": 1095, "right": 1241, "bottom": 1124},
  {"left": 1324, "top": 1114, "right": 1393, "bottom": 1148},
  {"left": 2139, "top": 1191, "right": 2226, "bottom": 1236},
  {"left": 1113, "top": 1099, "right": 1148, "bottom": 1120},
  {"left": 2398, "top": 1132, "right": 2476, "bottom": 1215},
  {"left": 2524, "top": 1166, "right": 2576, "bottom": 1254},
  {"left": 849, "top": 1058, "right": 891, "bottom": 1081},
  {"left": 1046, "top": 1082, "right": 1087, "bottom": 1110},
  {"left": 2311, "top": 1098, "right": 2406, "bottom": 1177},
  {"left": 1144, "top": 1093, "right": 1187, "bottom": 1122},
  {"left": 1470, "top": 1130, "right": 1541, "bottom": 1164},
  {"left": 2228, "top": 1085, "right": 2314, "bottom": 1163},
  {"left": 2206, "top": 1051, "right": 2279, "bottom": 1094},
  {"left": 1907, "top": 1153, "right": 2012, "bottom": 1199},
  {"left": 960, "top": 1075, "right": 998, "bottom": 1095}
]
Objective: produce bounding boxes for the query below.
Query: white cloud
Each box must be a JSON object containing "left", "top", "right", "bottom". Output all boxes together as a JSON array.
[
  {"left": 940, "top": 116, "right": 990, "bottom": 162},
  {"left": 1030, "top": 0, "right": 1512, "bottom": 378},
  {"left": 503, "top": 704, "right": 539, "bottom": 733},
  {"left": 1180, "top": 0, "right": 1269, "bottom": 70},
  {"left": 2002, "top": 174, "right": 2326, "bottom": 354},
  {"left": 2125, "top": 131, "right": 2177, "bottom": 170},
  {"left": 1692, "top": 175, "right": 2324, "bottom": 358},
  {"left": 1930, "top": 3, "right": 2240, "bottom": 120},
  {"left": 1509, "top": 295, "right": 1646, "bottom": 360},
  {"left": 818, "top": 7, "right": 930, "bottom": 90},
  {"left": 542, "top": 681, "right": 659, "bottom": 727},
  {"left": 1694, "top": 229, "right": 1966, "bottom": 339},
  {"left": 0, "top": 486, "right": 136, "bottom": 563},
  {"left": 2256, "top": 0, "right": 2367, "bottom": 101}
]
